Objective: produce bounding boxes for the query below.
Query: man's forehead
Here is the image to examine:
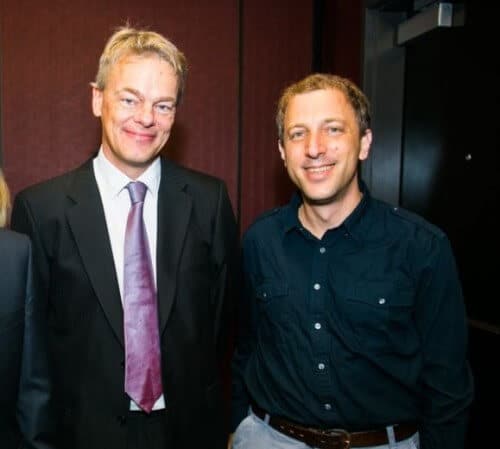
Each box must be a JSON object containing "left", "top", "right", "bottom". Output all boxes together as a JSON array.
[{"left": 285, "top": 88, "right": 350, "bottom": 121}]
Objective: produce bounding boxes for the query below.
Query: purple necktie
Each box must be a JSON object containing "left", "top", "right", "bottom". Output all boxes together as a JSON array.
[{"left": 123, "top": 181, "right": 162, "bottom": 413}]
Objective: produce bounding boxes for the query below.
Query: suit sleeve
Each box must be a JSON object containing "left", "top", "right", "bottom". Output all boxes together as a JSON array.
[
  {"left": 230, "top": 235, "right": 257, "bottom": 432},
  {"left": 205, "top": 182, "right": 240, "bottom": 438},
  {"left": 12, "top": 195, "right": 55, "bottom": 449},
  {"left": 15, "top": 237, "right": 55, "bottom": 449},
  {"left": 209, "top": 182, "right": 240, "bottom": 384},
  {"left": 11, "top": 193, "right": 50, "bottom": 300}
]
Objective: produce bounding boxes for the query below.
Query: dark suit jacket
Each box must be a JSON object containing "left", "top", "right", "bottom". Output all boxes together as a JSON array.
[
  {"left": 11, "top": 157, "right": 239, "bottom": 449},
  {"left": 0, "top": 229, "right": 53, "bottom": 449}
]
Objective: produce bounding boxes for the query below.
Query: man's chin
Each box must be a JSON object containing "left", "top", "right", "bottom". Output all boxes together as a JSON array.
[
  {"left": 127, "top": 157, "right": 158, "bottom": 168},
  {"left": 303, "top": 194, "right": 336, "bottom": 206},
  {"left": 124, "top": 150, "right": 163, "bottom": 168}
]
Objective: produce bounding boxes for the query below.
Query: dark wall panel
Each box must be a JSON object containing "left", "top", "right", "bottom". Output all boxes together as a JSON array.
[
  {"left": 377, "top": 2, "right": 500, "bottom": 445},
  {"left": 401, "top": 2, "right": 499, "bottom": 327},
  {"left": 321, "top": 0, "right": 363, "bottom": 83}
]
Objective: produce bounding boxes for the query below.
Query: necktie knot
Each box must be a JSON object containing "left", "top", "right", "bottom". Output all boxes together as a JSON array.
[{"left": 126, "top": 181, "right": 147, "bottom": 205}]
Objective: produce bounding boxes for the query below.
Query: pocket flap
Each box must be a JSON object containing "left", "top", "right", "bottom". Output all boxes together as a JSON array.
[{"left": 255, "top": 281, "right": 289, "bottom": 301}]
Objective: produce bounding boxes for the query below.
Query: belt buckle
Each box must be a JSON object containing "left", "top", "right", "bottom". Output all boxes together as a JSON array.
[{"left": 326, "top": 428, "right": 351, "bottom": 449}]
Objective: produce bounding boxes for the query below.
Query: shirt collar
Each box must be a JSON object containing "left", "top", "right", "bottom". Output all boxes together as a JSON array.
[
  {"left": 94, "top": 147, "right": 161, "bottom": 198},
  {"left": 281, "top": 191, "right": 303, "bottom": 233},
  {"left": 279, "top": 182, "right": 372, "bottom": 242},
  {"left": 341, "top": 181, "right": 370, "bottom": 242}
]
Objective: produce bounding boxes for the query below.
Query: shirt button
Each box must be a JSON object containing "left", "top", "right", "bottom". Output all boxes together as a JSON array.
[
  {"left": 319, "top": 247, "right": 326, "bottom": 254},
  {"left": 324, "top": 403, "right": 332, "bottom": 411},
  {"left": 378, "top": 298, "right": 386, "bottom": 305},
  {"left": 318, "top": 363, "right": 325, "bottom": 370},
  {"left": 313, "top": 283, "right": 321, "bottom": 291},
  {"left": 314, "top": 322, "right": 322, "bottom": 330}
]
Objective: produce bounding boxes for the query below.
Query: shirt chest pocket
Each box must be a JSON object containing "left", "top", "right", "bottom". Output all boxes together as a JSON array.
[
  {"left": 339, "top": 280, "right": 418, "bottom": 354},
  {"left": 254, "top": 280, "right": 289, "bottom": 342}
]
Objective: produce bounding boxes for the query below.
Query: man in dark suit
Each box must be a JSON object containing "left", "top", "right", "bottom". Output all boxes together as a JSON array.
[
  {"left": 11, "top": 26, "right": 239, "bottom": 449},
  {"left": 0, "top": 170, "right": 53, "bottom": 449}
]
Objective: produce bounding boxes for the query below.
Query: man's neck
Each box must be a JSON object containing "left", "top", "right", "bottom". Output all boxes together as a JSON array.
[{"left": 299, "top": 188, "right": 363, "bottom": 239}]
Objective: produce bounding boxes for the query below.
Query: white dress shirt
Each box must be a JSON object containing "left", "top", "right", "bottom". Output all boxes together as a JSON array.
[{"left": 93, "top": 149, "right": 166, "bottom": 411}]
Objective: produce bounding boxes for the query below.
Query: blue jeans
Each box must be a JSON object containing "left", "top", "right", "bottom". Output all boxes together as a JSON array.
[{"left": 233, "top": 411, "right": 420, "bottom": 449}]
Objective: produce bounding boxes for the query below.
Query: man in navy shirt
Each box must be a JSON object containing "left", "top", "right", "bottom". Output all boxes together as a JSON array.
[{"left": 230, "top": 74, "right": 473, "bottom": 449}]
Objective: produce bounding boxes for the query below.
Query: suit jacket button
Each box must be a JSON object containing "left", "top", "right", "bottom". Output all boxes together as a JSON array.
[
  {"left": 120, "top": 360, "right": 125, "bottom": 368},
  {"left": 117, "top": 415, "right": 126, "bottom": 426}
]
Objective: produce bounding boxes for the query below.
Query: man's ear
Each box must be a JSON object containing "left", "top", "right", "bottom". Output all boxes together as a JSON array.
[
  {"left": 91, "top": 83, "right": 103, "bottom": 118},
  {"left": 359, "top": 129, "right": 372, "bottom": 161},
  {"left": 278, "top": 140, "right": 286, "bottom": 165}
]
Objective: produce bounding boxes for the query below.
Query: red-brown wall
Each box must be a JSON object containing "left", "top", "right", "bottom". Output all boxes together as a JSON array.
[
  {"left": 0, "top": 0, "right": 239, "bottom": 204},
  {"left": 239, "top": 1, "right": 314, "bottom": 232},
  {"left": 0, "top": 0, "right": 362, "bottom": 234}
]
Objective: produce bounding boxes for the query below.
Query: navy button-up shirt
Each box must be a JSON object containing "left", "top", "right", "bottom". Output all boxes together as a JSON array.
[{"left": 231, "top": 186, "right": 473, "bottom": 449}]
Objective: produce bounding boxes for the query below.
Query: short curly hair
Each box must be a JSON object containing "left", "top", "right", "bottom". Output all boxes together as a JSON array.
[{"left": 276, "top": 73, "right": 371, "bottom": 143}]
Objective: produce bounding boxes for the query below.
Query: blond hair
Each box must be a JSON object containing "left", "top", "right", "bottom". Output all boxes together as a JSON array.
[
  {"left": 0, "top": 169, "right": 11, "bottom": 228},
  {"left": 94, "top": 26, "right": 188, "bottom": 104},
  {"left": 276, "top": 73, "right": 371, "bottom": 143}
]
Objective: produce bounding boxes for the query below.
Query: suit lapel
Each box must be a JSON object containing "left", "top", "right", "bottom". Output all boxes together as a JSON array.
[
  {"left": 66, "top": 161, "right": 124, "bottom": 346},
  {"left": 157, "top": 159, "right": 192, "bottom": 333}
]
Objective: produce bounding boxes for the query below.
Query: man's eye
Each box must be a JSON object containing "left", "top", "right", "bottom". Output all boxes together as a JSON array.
[
  {"left": 326, "top": 126, "right": 340, "bottom": 135},
  {"left": 120, "top": 98, "right": 136, "bottom": 107},
  {"left": 289, "top": 130, "right": 305, "bottom": 140},
  {"left": 156, "top": 103, "right": 175, "bottom": 114}
]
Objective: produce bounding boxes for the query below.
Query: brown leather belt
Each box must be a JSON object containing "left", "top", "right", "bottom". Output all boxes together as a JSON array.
[{"left": 251, "top": 404, "right": 417, "bottom": 449}]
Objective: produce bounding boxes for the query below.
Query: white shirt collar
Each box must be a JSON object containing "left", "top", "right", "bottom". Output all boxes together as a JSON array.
[{"left": 94, "top": 147, "right": 161, "bottom": 198}]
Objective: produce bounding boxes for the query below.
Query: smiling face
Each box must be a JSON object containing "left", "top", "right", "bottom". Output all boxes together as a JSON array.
[
  {"left": 92, "top": 53, "right": 178, "bottom": 179},
  {"left": 279, "top": 88, "right": 372, "bottom": 210}
]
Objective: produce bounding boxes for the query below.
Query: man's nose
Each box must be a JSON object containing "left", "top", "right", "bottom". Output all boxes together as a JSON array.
[
  {"left": 305, "top": 132, "right": 325, "bottom": 158},
  {"left": 134, "top": 103, "right": 155, "bottom": 127}
]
